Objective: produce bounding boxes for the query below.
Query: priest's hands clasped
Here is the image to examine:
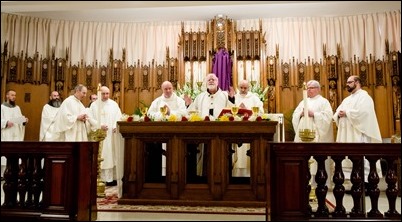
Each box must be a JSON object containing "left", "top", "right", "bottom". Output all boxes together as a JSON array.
[{"left": 78, "top": 114, "right": 88, "bottom": 122}]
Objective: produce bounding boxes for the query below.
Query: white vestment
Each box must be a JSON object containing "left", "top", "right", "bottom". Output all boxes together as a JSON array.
[
  {"left": 292, "top": 94, "right": 334, "bottom": 142},
  {"left": 39, "top": 104, "right": 62, "bottom": 141},
  {"left": 333, "top": 89, "right": 383, "bottom": 181},
  {"left": 148, "top": 93, "right": 187, "bottom": 120},
  {"left": 188, "top": 88, "right": 234, "bottom": 119},
  {"left": 234, "top": 92, "right": 264, "bottom": 114},
  {"left": 1, "top": 104, "right": 26, "bottom": 177},
  {"left": 88, "top": 99, "right": 124, "bottom": 197},
  {"left": 53, "top": 95, "right": 89, "bottom": 141},
  {"left": 232, "top": 92, "right": 264, "bottom": 177},
  {"left": 188, "top": 88, "right": 234, "bottom": 176},
  {"left": 292, "top": 95, "right": 334, "bottom": 187}
]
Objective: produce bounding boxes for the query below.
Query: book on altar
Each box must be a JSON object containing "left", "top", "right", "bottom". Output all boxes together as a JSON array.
[{"left": 219, "top": 108, "right": 252, "bottom": 117}]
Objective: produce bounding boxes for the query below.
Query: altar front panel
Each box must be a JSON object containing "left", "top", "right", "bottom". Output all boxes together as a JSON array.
[{"left": 118, "top": 121, "right": 277, "bottom": 207}]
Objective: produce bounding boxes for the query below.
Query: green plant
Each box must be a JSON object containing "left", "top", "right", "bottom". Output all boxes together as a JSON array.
[
  {"left": 176, "top": 82, "right": 201, "bottom": 100},
  {"left": 250, "top": 83, "right": 269, "bottom": 102},
  {"left": 134, "top": 100, "right": 149, "bottom": 117}
]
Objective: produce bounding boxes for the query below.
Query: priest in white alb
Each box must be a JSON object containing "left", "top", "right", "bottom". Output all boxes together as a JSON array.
[
  {"left": 292, "top": 80, "right": 334, "bottom": 142},
  {"left": 87, "top": 86, "right": 124, "bottom": 197},
  {"left": 39, "top": 91, "right": 62, "bottom": 141},
  {"left": 185, "top": 73, "right": 235, "bottom": 177},
  {"left": 1, "top": 89, "right": 28, "bottom": 177},
  {"left": 333, "top": 75, "right": 383, "bottom": 186},
  {"left": 292, "top": 80, "right": 334, "bottom": 188},
  {"left": 53, "top": 84, "right": 89, "bottom": 141},
  {"left": 232, "top": 79, "right": 264, "bottom": 177}
]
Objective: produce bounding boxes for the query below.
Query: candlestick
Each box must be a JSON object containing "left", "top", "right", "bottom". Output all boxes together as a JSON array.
[
  {"left": 97, "top": 83, "right": 102, "bottom": 129},
  {"left": 303, "top": 82, "right": 309, "bottom": 129}
]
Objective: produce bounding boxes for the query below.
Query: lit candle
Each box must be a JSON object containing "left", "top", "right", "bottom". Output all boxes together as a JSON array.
[
  {"left": 97, "top": 83, "right": 102, "bottom": 129},
  {"left": 303, "top": 82, "right": 309, "bottom": 129}
]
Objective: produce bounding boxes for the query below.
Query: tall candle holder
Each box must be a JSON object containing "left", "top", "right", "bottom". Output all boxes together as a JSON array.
[
  {"left": 299, "top": 129, "right": 316, "bottom": 142},
  {"left": 88, "top": 128, "right": 107, "bottom": 197},
  {"left": 299, "top": 82, "right": 315, "bottom": 142}
]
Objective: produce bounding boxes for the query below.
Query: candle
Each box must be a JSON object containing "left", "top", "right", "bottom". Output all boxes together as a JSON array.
[
  {"left": 97, "top": 83, "right": 102, "bottom": 129},
  {"left": 302, "top": 82, "right": 309, "bottom": 129}
]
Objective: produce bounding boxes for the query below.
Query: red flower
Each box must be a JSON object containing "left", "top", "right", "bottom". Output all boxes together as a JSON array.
[
  {"left": 242, "top": 116, "right": 249, "bottom": 121},
  {"left": 144, "top": 116, "right": 151, "bottom": 122},
  {"left": 229, "top": 116, "right": 234, "bottom": 121},
  {"left": 127, "top": 116, "right": 133, "bottom": 122},
  {"left": 181, "top": 116, "right": 188, "bottom": 121},
  {"left": 204, "top": 116, "right": 210, "bottom": 121},
  {"left": 256, "top": 116, "right": 262, "bottom": 121}
]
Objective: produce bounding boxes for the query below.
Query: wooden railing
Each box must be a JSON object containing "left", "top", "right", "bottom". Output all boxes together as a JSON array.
[
  {"left": 268, "top": 142, "right": 401, "bottom": 221},
  {"left": 1, "top": 139, "right": 400, "bottom": 221},
  {"left": 1, "top": 142, "right": 99, "bottom": 221}
]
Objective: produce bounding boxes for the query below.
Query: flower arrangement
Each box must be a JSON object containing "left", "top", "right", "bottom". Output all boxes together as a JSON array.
[
  {"left": 250, "top": 82, "right": 269, "bottom": 102},
  {"left": 122, "top": 112, "right": 270, "bottom": 122},
  {"left": 176, "top": 82, "right": 202, "bottom": 100}
]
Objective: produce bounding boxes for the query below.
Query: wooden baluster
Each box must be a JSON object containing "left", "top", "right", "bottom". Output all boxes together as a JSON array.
[
  {"left": 314, "top": 155, "right": 329, "bottom": 217},
  {"left": 32, "top": 156, "right": 43, "bottom": 208},
  {"left": 366, "top": 156, "right": 382, "bottom": 218},
  {"left": 349, "top": 156, "right": 364, "bottom": 217},
  {"left": 331, "top": 156, "right": 346, "bottom": 217},
  {"left": 384, "top": 157, "right": 400, "bottom": 218},
  {"left": 2, "top": 156, "right": 18, "bottom": 207},
  {"left": 17, "top": 156, "right": 28, "bottom": 207}
]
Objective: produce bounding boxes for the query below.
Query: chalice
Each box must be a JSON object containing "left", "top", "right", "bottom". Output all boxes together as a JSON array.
[
  {"left": 160, "top": 106, "right": 168, "bottom": 118},
  {"left": 140, "top": 107, "right": 148, "bottom": 117},
  {"left": 252, "top": 106, "right": 259, "bottom": 116},
  {"left": 231, "top": 106, "right": 239, "bottom": 116}
]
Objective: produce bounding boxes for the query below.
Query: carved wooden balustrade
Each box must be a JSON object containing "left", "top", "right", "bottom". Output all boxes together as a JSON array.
[
  {"left": 268, "top": 142, "right": 400, "bottom": 221},
  {"left": 1, "top": 142, "right": 99, "bottom": 221}
]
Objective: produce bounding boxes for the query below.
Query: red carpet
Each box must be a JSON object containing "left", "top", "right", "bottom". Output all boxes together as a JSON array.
[{"left": 96, "top": 186, "right": 265, "bottom": 215}]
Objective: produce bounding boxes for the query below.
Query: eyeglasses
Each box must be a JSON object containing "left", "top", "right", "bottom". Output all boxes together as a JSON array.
[
  {"left": 346, "top": 81, "right": 355, "bottom": 84},
  {"left": 307, "top": 87, "right": 318, "bottom": 90}
]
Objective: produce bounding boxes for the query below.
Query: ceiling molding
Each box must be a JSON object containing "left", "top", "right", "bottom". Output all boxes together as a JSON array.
[{"left": 1, "top": 1, "right": 400, "bottom": 22}]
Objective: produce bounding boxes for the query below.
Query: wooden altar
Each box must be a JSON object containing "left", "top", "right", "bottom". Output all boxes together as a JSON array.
[{"left": 117, "top": 121, "right": 278, "bottom": 207}]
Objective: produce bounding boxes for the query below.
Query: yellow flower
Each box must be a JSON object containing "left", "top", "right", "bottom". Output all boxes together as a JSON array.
[
  {"left": 168, "top": 114, "right": 178, "bottom": 122},
  {"left": 219, "top": 115, "right": 230, "bottom": 121},
  {"left": 261, "top": 113, "right": 270, "bottom": 120},
  {"left": 188, "top": 114, "right": 203, "bottom": 122}
]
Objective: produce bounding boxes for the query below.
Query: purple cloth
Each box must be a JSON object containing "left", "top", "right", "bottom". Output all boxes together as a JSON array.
[{"left": 212, "top": 48, "right": 232, "bottom": 91}]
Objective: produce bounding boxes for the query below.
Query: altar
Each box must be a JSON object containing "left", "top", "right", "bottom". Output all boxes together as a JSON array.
[{"left": 117, "top": 121, "right": 278, "bottom": 207}]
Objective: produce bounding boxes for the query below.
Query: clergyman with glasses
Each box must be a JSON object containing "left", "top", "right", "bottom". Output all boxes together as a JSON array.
[{"left": 333, "top": 75, "right": 383, "bottom": 193}]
